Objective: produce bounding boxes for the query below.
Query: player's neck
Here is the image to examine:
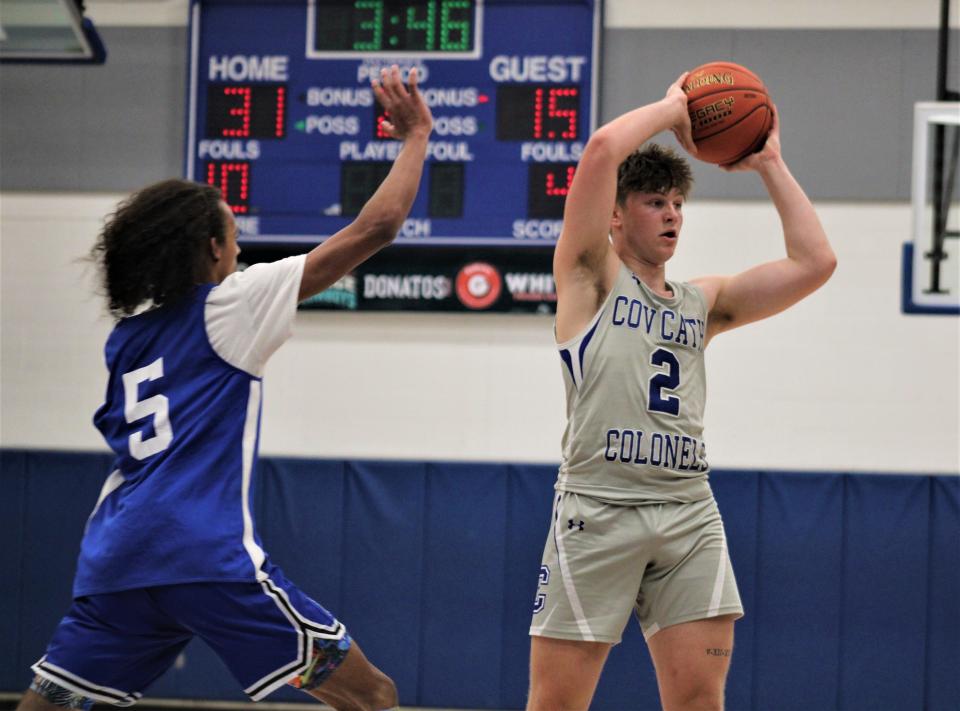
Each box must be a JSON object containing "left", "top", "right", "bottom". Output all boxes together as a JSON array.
[
  {"left": 205, "top": 260, "right": 226, "bottom": 285},
  {"left": 619, "top": 253, "right": 670, "bottom": 298}
]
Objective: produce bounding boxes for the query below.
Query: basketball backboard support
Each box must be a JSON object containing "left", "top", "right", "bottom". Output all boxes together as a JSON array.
[
  {"left": 903, "top": 101, "right": 960, "bottom": 315},
  {"left": 0, "top": 0, "right": 106, "bottom": 63}
]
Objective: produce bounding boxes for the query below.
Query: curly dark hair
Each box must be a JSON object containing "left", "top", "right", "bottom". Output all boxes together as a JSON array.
[
  {"left": 616, "top": 143, "right": 693, "bottom": 205},
  {"left": 90, "top": 179, "right": 226, "bottom": 319}
]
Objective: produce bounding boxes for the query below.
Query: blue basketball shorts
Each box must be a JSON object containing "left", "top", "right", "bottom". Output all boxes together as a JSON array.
[{"left": 32, "top": 564, "right": 350, "bottom": 705}]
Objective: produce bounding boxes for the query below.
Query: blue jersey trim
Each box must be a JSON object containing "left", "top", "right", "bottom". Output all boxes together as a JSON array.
[
  {"left": 559, "top": 349, "right": 576, "bottom": 385},
  {"left": 557, "top": 306, "right": 605, "bottom": 390},
  {"left": 576, "top": 315, "right": 601, "bottom": 384}
]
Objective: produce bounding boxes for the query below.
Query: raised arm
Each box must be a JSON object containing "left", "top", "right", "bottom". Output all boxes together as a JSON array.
[
  {"left": 554, "top": 74, "right": 694, "bottom": 340},
  {"left": 297, "top": 66, "right": 433, "bottom": 301},
  {"left": 692, "top": 107, "right": 837, "bottom": 343}
]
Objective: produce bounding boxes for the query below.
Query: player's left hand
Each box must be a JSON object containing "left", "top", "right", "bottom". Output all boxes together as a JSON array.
[
  {"left": 371, "top": 65, "right": 433, "bottom": 142},
  {"left": 720, "top": 103, "right": 782, "bottom": 172},
  {"left": 667, "top": 72, "right": 698, "bottom": 156}
]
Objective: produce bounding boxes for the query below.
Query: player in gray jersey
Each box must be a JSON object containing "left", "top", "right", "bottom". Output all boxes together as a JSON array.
[{"left": 526, "top": 73, "right": 836, "bottom": 711}]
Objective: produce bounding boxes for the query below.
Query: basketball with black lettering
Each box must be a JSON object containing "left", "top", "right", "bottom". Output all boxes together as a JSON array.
[{"left": 682, "top": 61, "right": 773, "bottom": 165}]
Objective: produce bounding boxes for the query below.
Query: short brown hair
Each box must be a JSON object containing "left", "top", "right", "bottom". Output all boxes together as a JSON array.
[{"left": 616, "top": 143, "right": 693, "bottom": 205}]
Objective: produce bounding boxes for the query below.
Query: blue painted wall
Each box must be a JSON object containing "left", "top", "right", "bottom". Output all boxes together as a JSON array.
[{"left": 1, "top": 450, "right": 957, "bottom": 710}]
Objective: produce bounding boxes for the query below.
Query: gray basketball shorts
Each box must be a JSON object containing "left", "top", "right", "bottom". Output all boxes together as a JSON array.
[{"left": 529, "top": 491, "right": 743, "bottom": 643}]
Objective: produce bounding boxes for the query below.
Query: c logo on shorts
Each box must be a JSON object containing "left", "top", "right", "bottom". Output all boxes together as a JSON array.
[
  {"left": 533, "top": 594, "right": 546, "bottom": 614},
  {"left": 533, "top": 564, "right": 550, "bottom": 614},
  {"left": 455, "top": 262, "right": 502, "bottom": 310},
  {"left": 538, "top": 565, "right": 550, "bottom": 585}
]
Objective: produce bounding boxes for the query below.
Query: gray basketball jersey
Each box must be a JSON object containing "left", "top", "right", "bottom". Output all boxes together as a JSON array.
[{"left": 556, "top": 264, "right": 712, "bottom": 504}]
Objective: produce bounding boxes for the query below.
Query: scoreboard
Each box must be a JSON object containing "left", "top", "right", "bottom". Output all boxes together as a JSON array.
[{"left": 186, "top": 0, "right": 599, "bottom": 248}]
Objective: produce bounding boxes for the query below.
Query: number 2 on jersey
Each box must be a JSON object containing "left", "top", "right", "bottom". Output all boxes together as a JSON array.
[
  {"left": 648, "top": 348, "right": 680, "bottom": 416},
  {"left": 122, "top": 357, "right": 173, "bottom": 459}
]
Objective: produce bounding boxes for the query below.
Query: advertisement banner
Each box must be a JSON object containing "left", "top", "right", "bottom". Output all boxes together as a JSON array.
[{"left": 240, "top": 245, "right": 557, "bottom": 313}]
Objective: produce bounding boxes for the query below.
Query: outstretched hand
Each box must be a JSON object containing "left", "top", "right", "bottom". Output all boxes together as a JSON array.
[
  {"left": 720, "top": 103, "right": 782, "bottom": 172},
  {"left": 666, "top": 72, "right": 697, "bottom": 157},
  {"left": 371, "top": 65, "right": 433, "bottom": 141}
]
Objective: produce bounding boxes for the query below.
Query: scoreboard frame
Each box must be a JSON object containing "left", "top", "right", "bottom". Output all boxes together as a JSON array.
[{"left": 184, "top": 0, "right": 602, "bottom": 312}]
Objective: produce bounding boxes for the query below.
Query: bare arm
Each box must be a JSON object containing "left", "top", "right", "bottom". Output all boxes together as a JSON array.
[
  {"left": 297, "top": 66, "right": 433, "bottom": 301},
  {"left": 692, "top": 107, "right": 836, "bottom": 343},
  {"left": 554, "top": 74, "right": 695, "bottom": 341}
]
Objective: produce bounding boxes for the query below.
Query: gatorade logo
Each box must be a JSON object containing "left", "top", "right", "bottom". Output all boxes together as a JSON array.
[{"left": 456, "top": 262, "right": 502, "bottom": 310}]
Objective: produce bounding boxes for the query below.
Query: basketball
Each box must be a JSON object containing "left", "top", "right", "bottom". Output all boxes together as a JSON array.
[{"left": 682, "top": 61, "right": 773, "bottom": 165}]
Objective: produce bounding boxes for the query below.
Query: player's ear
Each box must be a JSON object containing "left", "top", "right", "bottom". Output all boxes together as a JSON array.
[
  {"left": 611, "top": 203, "right": 623, "bottom": 229},
  {"left": 209, "top": 236, "right": 222, "bottom": 262}
]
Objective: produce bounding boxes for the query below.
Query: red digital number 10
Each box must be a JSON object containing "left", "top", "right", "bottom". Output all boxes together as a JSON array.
[{"left": 206, "top": 162, "right": 250, "bottom": 214}]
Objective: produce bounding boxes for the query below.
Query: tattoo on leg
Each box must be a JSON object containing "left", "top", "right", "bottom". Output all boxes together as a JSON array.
[
  {"left": 29, "top": 676, "right": 94, "bottom": 710},
  {"left": 288, "top": 634, "right": 352, "bottom": 691},
  {"left": 705, "top": 648, "right": 732, "bottom": 657}
]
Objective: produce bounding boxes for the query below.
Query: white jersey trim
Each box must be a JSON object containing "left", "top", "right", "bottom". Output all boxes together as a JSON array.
[
  {"left": 244, "top": 579, "right": 307, "bottom": 699},
  {"left": 32, "top": 657, "right": 142, "bottom": 706},
  {"left": 244, "top": 577, "right": 347, "bottom": 700},
  {"left": 241, "top": 380, "right": 266, "bottom": 581},
  {"left": 84, "top": 469, "right": 125, "bottom": 533},
  {"left": 553, "top": 495, "right": 595, "bottom": 641},
  {"left": 707, "top": 533, "right": 730, "bottom": 617},
  {"left": 205, "top": 255, "right": 306, "bottom": 377}
]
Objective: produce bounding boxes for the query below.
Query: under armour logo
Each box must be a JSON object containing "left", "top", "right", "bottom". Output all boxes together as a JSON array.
[{"left": 568, "top": 519, "right": 584, "bottom": 531}]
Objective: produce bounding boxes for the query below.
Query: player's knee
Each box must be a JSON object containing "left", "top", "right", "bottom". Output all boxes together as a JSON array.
[
  {"left": 658, "top": 663, "right": 727, "bottom": 711},
  {"left": 331, "top": 668, "right": 398, "bottom": 711},
  {"left": 527, "top": 693, "right": 588, "bottom": 711},
  {"left": 360, "top": 668, "right": 397, "bottom": 710},
  {"left": 527, "top": 680, "right": 591, "bottom": 711},
  {"left": 682, "top": 689, "right": 723, "bottom": 711},
  {"left": 664, "top": 681, "right": 724, "bottom": 711},
  {"left": 334, "top": 668, "right": 396, "bottom": 711}
]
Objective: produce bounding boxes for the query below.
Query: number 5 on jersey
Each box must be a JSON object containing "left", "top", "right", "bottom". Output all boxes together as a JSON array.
[{"left": 122, "top": 357, "right": 173, "bottom": 459}]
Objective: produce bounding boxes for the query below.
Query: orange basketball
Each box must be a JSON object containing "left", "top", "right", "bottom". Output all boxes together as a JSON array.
[{"left": 682, "top": 61, "right": 773, "bottom": 165}]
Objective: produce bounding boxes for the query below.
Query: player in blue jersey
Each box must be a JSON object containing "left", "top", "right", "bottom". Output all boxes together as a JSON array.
[
  {"left": 17, "top": 66, "right": 431, "bottom": 711},
  {"left": 526, "top": 74, "right": 836, "bottom": 710}
]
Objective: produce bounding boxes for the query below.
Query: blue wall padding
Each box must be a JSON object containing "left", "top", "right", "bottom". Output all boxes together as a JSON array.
[
  {"left": 339, "top": 460, "right": 427, "bottom": 699},
  {"left": 841, "top": 475, "right": 930, "bottom": 711},
  {"left": 0, "top": 450, "right": 27, "bottom": 690},
  {"left": 754, "top": 472, "right": 844, "bottom": 711},
  {"left": 1, "top": 449, "right": 957, "bottom": 711},
  {"left": 709, "top": 469, "right": 760, "bottom": 711},
  {"left": 927, "top": 476, "right": 960, "bottom": 710},
  {"left": 418, "top": 463, "right": 507, "bottom": 706}
]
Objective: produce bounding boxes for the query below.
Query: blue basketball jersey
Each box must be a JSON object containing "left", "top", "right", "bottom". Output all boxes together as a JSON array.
[{"left": 74, "top": 256, "right": 305, "bottom": 597}]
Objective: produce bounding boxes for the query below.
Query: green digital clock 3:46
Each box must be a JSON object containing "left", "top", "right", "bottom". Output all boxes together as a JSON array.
[{"left": 313, "top": 0, "right": 476, "bottom": 53}]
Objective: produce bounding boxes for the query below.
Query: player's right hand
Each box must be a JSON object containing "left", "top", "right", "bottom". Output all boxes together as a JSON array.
[
  {"left": 720, "top": 103, "right": 781, "bottom": 172},
  {"left": 665, "top": 72, "right": 697, "bottom": 156},
  {"left": 371, "top": 65, "right": 433, "bottom": 142}
]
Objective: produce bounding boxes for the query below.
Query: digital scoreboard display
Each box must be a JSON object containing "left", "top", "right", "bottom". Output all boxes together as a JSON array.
[
  {"left": 186, "top": 0, "right": 599, "bottom": 250},
  {"left": 311, "top": 0, "right": 479, "bottom": 54}
]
